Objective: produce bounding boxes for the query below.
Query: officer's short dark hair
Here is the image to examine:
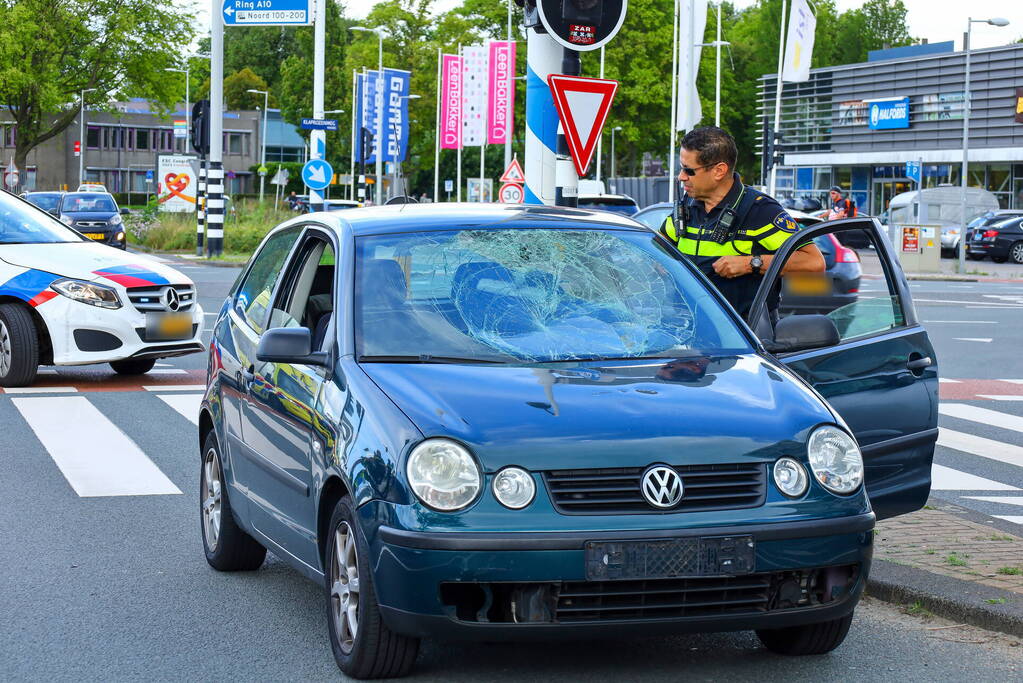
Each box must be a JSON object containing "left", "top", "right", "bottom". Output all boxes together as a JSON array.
[{"left": 680, "top": 127, "right": 737, "bottom": 172}]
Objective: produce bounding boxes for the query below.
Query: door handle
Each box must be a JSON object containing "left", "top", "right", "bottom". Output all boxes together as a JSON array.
[
  {"left": 241, "top": 365, "right": 255, "bottom": 385},
  {"left": 906, "top": 356, "right": 932, "bottom": 371}
]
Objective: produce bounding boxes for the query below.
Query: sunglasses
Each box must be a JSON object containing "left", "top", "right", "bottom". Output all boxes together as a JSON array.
[{"left": 678, "top": 162, "right": 721, "bottom": 176}]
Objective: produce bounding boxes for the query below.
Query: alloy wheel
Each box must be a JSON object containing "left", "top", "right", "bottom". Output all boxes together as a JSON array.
[
  {"left": 331, "top": 521, "right": 360, "bottom": 654},
  {"left": 201, "top": 448, "right": 222, "bottom": 551},
  {"left": 1012, "top": 242, "right": 1023, "bottom": 264},
  {"left": 0, "top": 319, "right": 11, "bottom": 377}
]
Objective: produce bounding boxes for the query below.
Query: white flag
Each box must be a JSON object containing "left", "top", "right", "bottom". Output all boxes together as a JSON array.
[
  {"left": 782, "top": 0, "right": 817, "bottom": 83},
  {"left": 676, "top": 0, "right": 708, "bottom": 131},
  {"left": 461, "top": 45, "right": 488, "bottom": 147}
]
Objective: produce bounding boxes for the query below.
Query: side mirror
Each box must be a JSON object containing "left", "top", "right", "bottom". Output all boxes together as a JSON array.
[
  {"left": 120, "top": 207, "right": 130, "bottom": 215},
  {"left": 257, "top": 327, "right": 330, "bottom": 367},
  {"left": 764, "top": 314, "right": 841, "bottom": 354}
]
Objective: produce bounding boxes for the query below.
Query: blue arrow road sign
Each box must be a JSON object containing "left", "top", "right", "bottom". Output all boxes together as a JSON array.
[
  {"left": 905, "top": 160, "right": 921, "bottom": 184},
  {"left": 302, "top": 159, "right": 334, "bottom": 191},
  {"left": 222, "top": 0, "right": 312, "bottom": 27},
  {"left": 145, "top": 170, "right": 154, "bottom": 182},
  {"left": 301, "top": 118, "right": 339, "bottom": 131}
]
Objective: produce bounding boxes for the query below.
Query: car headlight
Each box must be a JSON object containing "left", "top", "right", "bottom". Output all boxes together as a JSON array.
[
  {"left": 50, "top": 278, "right": 122, "bottom": 309},
  {"left": 115, "top": 231, "right": 125, "bottom": 241},
  {"left": 110, "top": 214, "right": 123, "bottom": 225},
  {"left": 60, "top": 215, "right": 74, "bottom": 225},
  {"left": 773, "top": 457, "right": 809, "bottom": 498},
  {"left": 807, "top": 426, "right": 863, "bottom": 495},
  {"left": 406, "top": 439, "right": 481, "bottom": 511},
  {"left": 492, "top": 467, "right": 536, "bottom": 509}
]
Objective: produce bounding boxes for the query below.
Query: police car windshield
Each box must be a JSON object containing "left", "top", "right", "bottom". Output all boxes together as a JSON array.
[
  {"left": 355, "top": 228, "right": 753, "bottom": 363},
  {"left": 0, "top": 192, "right": 84, "bottom": 244},
  {"left": 62, "top": 193, "right": 117, "bottom": 213}
]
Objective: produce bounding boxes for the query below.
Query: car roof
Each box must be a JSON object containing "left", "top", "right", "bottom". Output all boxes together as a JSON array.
[
  {"left": 305, "top": 202, "right": 649, "bottom": 237},
  {"left": 634, "top": 201, "right": 820, "bottom": 223},
  {"left": 26, "top": 191, "right": 63, "bottom": 196}
]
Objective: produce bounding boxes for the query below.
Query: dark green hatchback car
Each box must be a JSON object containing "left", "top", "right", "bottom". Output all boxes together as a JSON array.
[{"left": 199, "top": 205, "right": 937, "bottom": 678}]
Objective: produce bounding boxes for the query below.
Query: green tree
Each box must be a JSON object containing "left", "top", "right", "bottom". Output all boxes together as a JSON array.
[
  {"left": 223, "top": 68, "right": 276, "bottom": 110},
  {"left": 860, "top": 0, "right": 914, "bottom": 50},
  {"left": 0, "top": 0, "right": 194, "bottom": 177}
]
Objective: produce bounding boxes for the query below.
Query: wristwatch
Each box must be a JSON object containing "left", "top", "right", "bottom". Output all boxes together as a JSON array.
[{"left": 750, "top": 255, "right": 764, "bottom": 276}]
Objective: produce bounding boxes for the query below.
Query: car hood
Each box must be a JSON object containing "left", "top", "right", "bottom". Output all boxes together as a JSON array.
[
  {"left": 0, "top": 243, "right": 192, "bottom": 286},
  {"left": 62, "top": 211, "right": 117, "bottom": 221},
  {"left": 361, "top": 355, "right": 833, "bottom": 471}
]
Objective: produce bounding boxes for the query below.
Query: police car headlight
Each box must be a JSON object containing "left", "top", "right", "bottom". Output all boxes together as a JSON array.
[
  {"left": 773, "top": 457, "right": 809, "bottom": 498},
  {"left": 406, "top": 439, "right": 481, "bottom": 511},
  {"left": 110, "top": 214, "right": 123, "bottom": 226},
  {"left": 50, "top": 278, "right": 122, "bottom": 310},
  {"left": 492, "top": 467, "right": 536, "bottom": 509},
  {"left": 60, "top": 215, "right": 74, "bottom": 225},
  {"left": 807, "top": 426, "right": 863, "bottom": 495}
]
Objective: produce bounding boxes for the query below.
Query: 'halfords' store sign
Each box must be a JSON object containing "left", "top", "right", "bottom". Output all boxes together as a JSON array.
[{"left": 868, "top": 97, "right": 910, "bottom": 130}]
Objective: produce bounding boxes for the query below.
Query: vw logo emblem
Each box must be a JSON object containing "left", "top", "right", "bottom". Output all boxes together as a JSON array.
[
  {"left": 161, "top": 287, "right": 180, "bottom": 312},
  {"left": 641, "top": 465, "right": 684, "bottom": 509}
]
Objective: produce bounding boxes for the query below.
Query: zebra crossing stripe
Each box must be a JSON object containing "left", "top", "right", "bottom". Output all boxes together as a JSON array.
[
  {"left": 13, "top": 396, "right": 181, "bottom": 497},
  {"left": 941, "top": 403, "right": 1023, "bottom": 434},
  {"left": 937, "top": 428, "right": 1023, "bottom": 468},
  {"left": 930, "top": 464, "right": 1019, "bottom": 491},
  {"left": 155, "top": 392, "right": 202, "bottom": 426},
  {"left": 995, "top": 516, "right": 1023, "bottom": 524},
  {"left": 963, "top": 496, "right": 1023, "bottom": 506}
]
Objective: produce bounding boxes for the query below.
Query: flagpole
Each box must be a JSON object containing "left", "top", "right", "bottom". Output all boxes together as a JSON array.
[
  {"left": 668, "top": 0, "right": 680, "bottom": 202},
  {"left": 480, "top": 50, "right": 487, "bottom": 202},
  {"left": 769, "top": 0, "right": 788, "bottom": 197},
  {"left": 434, "top": 47, "right": 441, "bottom": 202},
  {"left": 457, "top": 44, "right": 463, "bottom": 202}
]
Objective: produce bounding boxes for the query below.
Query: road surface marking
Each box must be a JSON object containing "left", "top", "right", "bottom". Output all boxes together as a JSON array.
[
  {"left": 937, "top": 428, "right": 1023, "bottom": 468},
  {"left": 155, "top": 392, "right": 202, "bottom": 426},
  {"left": 921, "top": 320, "right": 997, "bottom": 324},
  {"left": 938, "top": 378, "right": 961, "bottom": 384},
  {"left": 963, "top": 496, "right": 1023, "bottom": 506},
  {"left": 145, "top": 369, "right": 188, "bottom": 375},
  {"left": 952, "top": 338, "right": 992, "bottom": 343},
  {"left": 994, "top": 516, "right": 1023, "bottom": 524},
  {"left": 977, "top": 395, "right": 1023, "bottom": 401},
  {"left": 1, "top": 386, "right": 78, "bottom": 394},
  {"left": 12, "top": 396, "right": 181, "bottom": 497},
  {"left": 940, "top": 404, "right": 1023, "bottom": 435},
  {"left": 999, "top": 379, "right": 1023, "bottom": 384},
  {"left": 931, "top": 464, "right": 1019, "bottom": 491},
  {"left": 917, "top": 298, "right": 1019, "bottom": 307},
  {"left": 143, "top": 384, "right": 206, "bottom": 392}
]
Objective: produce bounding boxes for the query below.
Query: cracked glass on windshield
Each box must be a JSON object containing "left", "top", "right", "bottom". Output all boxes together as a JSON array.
[{"left": 355, "top": 228, "right": 751, "bottom": 363}]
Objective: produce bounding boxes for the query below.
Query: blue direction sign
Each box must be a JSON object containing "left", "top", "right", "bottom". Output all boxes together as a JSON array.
[
  {"left": 222, "top": 0, "right": 312, "bottom": 27},
  {"left": 905, "top": 160, "right": 921, "bottom": 184},
  {"left": 301, "top": 118, "right": 339, "bottom": 131},
  {"left": 302, "top": 159, "right": 334, "bottom": 191},
  {"left": 145, "top": 169, "right": 154, "bottom": 183}
]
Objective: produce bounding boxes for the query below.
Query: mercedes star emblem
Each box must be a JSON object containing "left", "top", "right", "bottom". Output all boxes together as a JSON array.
[{"left": 162, "top": 287, "right": 180, "bottom": 312}]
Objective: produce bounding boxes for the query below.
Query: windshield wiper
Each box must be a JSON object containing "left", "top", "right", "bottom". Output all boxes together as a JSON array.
[{"left": 357, "top": 354, "right": 505, "bottom": 364}]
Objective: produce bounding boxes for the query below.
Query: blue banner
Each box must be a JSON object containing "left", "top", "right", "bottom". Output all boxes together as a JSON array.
[
  {"left": 355, "top": 68, "right": 411, "bottom": 165},
  {"left": 868, "top": 97, "right": 910, "bottom": 130}
]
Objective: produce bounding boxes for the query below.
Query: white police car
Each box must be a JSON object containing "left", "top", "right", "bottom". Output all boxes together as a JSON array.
[{"left": 0, "top": 190, "right": 204, "bottom": 386}]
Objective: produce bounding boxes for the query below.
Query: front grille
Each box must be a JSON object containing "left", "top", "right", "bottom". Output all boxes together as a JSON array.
[
  {"left": 75, "top": 220, "right": 108, "bottom": 228},
  {"left": 126, "top": 284, "right": 195, "bottom": 313},
  {"left": 544, "top": 463, "right": 767, "bottom": 514},
  {"left": 439, "top": 565, "right": 860, "bottom": 624}
]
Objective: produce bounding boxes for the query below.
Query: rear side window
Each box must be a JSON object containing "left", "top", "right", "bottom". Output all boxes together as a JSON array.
[{"left": 235, "top": 228, "right": 301, "bottom": 334}]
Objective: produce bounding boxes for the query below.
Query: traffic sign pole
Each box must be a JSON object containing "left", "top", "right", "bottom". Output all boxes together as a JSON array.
[
  {"left": 309, "top": 0, "right": 326, "bottom": 212},
  {"left": 208, "top": 0, "right": 226, "bottom": 257}
]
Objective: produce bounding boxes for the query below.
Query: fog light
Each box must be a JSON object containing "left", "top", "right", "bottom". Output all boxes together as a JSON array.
[
  {"left": 773, "top": 457, "right": 809, "bottom": 498},
  {"left": 492, "top": 467, "right": 535, "bottom": 509},
  {"left": 116, "top": 231, "right": 125, "bottom": 241}
]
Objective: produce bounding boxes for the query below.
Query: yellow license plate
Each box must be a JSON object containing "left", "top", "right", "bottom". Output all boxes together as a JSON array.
[
  {"left": 146, "top": 312, "right": 192, "bottom": 341},
  {"left": 83, "top": 233, "right": 105, "bottom": 240},
  {"left": 785, "top": 274, "right": 832, "bottom": 296}
]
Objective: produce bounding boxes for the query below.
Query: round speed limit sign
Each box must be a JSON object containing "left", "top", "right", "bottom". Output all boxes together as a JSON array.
[{"left": 499, "top": 182, "right": 524, "bottom": 204}]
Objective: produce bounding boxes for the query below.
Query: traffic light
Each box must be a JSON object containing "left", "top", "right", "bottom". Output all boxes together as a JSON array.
[
  {"left": 359, "top": 127, "right": 374, "bottom": 165},
  {"left": 533, "top": 0, "right": 627, "bottom": 51},
  {"left": 191, "top": 99, "right": 210, "bottom": 156},
  {"left": 772, "top": 131, "right": 786, "bottom": 169}
]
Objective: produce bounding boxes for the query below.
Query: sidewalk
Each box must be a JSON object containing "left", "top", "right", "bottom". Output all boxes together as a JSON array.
[
  {"left": 859, "top": 251, "right": 1023, "bottom": 281},
  {"left": 867, "top": 501, "right": 1023, "bottom": 637}
]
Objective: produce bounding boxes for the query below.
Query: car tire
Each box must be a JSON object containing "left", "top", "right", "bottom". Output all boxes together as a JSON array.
[
  {"left": 968, "top": 254, "right": 986, "bottom": 261},
  {"left": 756, "top": 613, "right": 854, "bottom": 655},
  {"left": 109, "top": 358, "right": 157, "bottom": 375},
  {"left": 0, "top": 303, "right": 39, "bottom": 388},
  {"left": 200, "top": 432, "right": 267, "bottom": 571},
  {"left": 326, "top": 496, "right": 419, "bottom": 679},
  {"left": 992, "top": 256, "right": 1008, "bottom": 264},
  {"left": 1010, "top": 241, "right": 1023, "bottom": 265}
]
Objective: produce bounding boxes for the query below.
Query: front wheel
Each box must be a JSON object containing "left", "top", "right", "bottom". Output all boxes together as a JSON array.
[
  {"left": 0, "top": 303, "right": 39, "bottom": 387},
  {"left": 200, "top": 432, "right": 266, "bottom": 571},
  {"left": 109, "top": 358, "right": 156, "bottom": 375},
  {"left": 756, "top": 613, "right": 854, "bottom": 655},
  {"left": 1010, "top": 241, "right": 1023, "bottom": 265},
  {"left": 326, "top": 496, "right": 419, "bottom": 679}
]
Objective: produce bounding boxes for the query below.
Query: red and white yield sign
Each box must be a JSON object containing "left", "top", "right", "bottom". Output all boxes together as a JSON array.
[
  {"left": 547, "top": 74, "right": 619, "bottom": 177},
  {"left": 499, "top": 182, "right": 524, "bottom": 204}
]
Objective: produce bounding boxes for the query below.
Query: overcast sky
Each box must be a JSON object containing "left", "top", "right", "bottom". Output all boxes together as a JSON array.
[{"left": 343, "top": 0, "right": 1022, "bottom": 51}]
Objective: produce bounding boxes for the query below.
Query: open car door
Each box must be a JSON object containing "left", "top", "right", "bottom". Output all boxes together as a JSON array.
[{"left": 748, "top": 217, "right": 938, "bottom": 520}]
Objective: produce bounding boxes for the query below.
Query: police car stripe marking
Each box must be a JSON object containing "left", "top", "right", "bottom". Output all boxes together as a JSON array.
[{"left": 12, "top": 395, "right": 182, "bottom": 497}]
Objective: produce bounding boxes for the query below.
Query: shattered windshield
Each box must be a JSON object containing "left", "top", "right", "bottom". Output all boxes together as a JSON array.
[{"left": 355, "top": 228, "right": 751, "bottom": 363}]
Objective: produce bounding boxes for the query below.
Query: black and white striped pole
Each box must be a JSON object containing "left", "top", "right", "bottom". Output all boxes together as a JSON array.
[
  {"left": 554, "top": 48, "right": 580, "bottom": 208},
  {"left": 208, "top": 3, "right": 225, "bottom": 257},
  {"left": 195, "top": 159, "right": 205, "bottom": 255}
]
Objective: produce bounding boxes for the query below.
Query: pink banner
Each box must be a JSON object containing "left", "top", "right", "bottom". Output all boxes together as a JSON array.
[
  {"left": 487, "top": 41, "right": 515, "bottom": 145},
  {"left": 440, "top": 54, "right": 463, "bottom": 150}
]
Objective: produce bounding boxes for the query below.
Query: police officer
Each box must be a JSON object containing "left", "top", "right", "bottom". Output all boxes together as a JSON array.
[{"left": 660, "top": 127, "right": 824, "bottom": 320}]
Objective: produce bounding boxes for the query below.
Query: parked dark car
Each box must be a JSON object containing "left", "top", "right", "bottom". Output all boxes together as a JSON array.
[
  {"left": 57, "top": 192, "right": 129, "bottom": 249},
  {"left": 199, "top": 205, "right": 936, "bottom": 678},
  {"left": 966, "top": 215, "right": 1023, "bottom": 263},
  {"left": 632, "top": 202, "right": 861, "bottom": 314},
  {"left": 575, "top": 193, "right": 639, "bottom": 216},
  {"left": 22, "top": 191, "right": 64, "bottom": 216}
]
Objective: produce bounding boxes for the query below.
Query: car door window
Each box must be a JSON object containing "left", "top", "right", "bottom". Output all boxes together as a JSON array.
[
  {"left": 235, "top": 228, "right": 301, "bottom": 334},
  {"left": 268, "top": 235, "right": 336, "bottom": 351}
]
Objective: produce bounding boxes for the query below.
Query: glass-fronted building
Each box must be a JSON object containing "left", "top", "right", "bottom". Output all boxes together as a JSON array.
[{"left": 758, "top": 42, "right": 1023, "bottom": 215}]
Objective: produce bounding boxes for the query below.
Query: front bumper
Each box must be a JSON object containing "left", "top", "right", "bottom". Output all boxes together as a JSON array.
[{"left": 367, "top": 511, "right": 874, "bottom": 640}]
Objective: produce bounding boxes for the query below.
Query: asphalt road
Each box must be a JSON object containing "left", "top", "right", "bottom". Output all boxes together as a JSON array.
[{"left": 2, "top": 258, "right": 1022, "bottom": 680}]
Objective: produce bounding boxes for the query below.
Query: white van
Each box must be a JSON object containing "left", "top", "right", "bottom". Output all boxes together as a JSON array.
[{"left": 888, "top": 186, "right": 999, "bottom": 256}]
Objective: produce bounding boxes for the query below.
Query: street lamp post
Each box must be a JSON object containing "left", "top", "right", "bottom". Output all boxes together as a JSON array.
[
  {"left": 393, "top": 95, "right": 420, "bottom": 199},
  {"left": 165, "top": 66, "right": 190, "bottom": 142},
  {"left": 610, "top": 126, "right": 622, "bottom": 189},
  {"left": 78, "top": 87, "right": 96, "bottom": 188},
  {"left": 352, "top": 26, "right": 386, "bottom": 205},
  {"left": 323, "top": 109, "right": 345, "bottom": 199},
  {"left": 697, "top": 4, "right": 730, "bottom": 127},
  {"left": 959, "top": 16, "right": 1009, "bottom": 274},
  {"left": 246, "top": 88, "right": 269, "bottom": 202}
]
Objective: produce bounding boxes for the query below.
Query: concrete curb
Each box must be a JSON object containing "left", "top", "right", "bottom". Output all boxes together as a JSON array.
[
  {"left": 905, "top": 274, "right": 979, "bottom": 282},
  {"left": 866, "top": 559, "right": 1023, "bottom": 638}
]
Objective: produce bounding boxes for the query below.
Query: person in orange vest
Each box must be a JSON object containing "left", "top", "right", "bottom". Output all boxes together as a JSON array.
[{"left": 827, "top": 186, "right": 857, "bottom": 220}]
